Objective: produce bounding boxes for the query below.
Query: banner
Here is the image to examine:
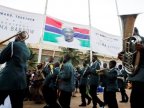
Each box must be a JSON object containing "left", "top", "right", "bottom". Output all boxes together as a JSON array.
[
  {"left": 43, "top": 16, "right": 90, "bottom": 50},
  {"left": 91, "top": 27, "right": 122, "bottom": 57},
  {"left": 0, "top": 5, "right": 43, "bottom": 44}
]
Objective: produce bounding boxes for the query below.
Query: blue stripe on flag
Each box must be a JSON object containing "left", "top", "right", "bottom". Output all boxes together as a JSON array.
[
  {"left": 45, "top": 25, "right": 62, "bottom": 35},
  {"left": 74, "top": 33, "right": 89, "bottom": 39}
]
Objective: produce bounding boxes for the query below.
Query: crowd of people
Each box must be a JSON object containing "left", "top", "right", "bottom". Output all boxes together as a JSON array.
[
  {"left": 21, "top": 55, "right": 130, "bottom": 108},
  {"left": 0, "top": 27, "right": 144, "bottom": 108}
]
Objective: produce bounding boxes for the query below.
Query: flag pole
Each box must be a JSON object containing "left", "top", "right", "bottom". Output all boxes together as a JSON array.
[
  {"left": 114, "top": 0, "right": 123, "bottom": 37},
  {"left": 52, "top": 50, "right": 56, "bottom": 57},
  {"left": 38, "top": 0, "right": 48, "bottom": 63},
  {"left": 88, "top": 0, "right": 92, "bottom": 64}
]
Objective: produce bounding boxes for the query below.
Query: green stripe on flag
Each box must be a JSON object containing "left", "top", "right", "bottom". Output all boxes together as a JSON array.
[
  {"left": 78, "top": 39, "right": 90, "bottom": 48},
  {"left": 43, "top": 32, "right": 61, "bottom": 42}
]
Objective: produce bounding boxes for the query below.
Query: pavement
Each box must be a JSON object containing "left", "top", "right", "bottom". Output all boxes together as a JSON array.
[{"left": 24, "top": 89, "right": 131, "bottom": 108}]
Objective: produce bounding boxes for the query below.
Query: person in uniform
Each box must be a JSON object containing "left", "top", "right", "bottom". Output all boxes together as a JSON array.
[
  {"left": 105, "top": 60, "right": 119, "bottom": 108},
  {"left": 42, "top": 62, "right": 61, "bottom": 108},
  {"left": 0, "top": 31, "right": 30, "bottom": 108},
  {"left": 89, "top": 55, "right": 104, "bottom": 108},
  {"left": 117, "top": 64, "right": 129, "bottom": 103},
  {"left": 58, "top": 54, "right": 75, "bottom": 108},
  {"left": 79, "top": 61, "right": 91, "bottom": 107}
]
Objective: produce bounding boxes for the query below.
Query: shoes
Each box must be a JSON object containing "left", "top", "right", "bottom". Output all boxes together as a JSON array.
[
  {"left": 43, "top": 105, "right": 50, "bottom": 108},
  {"left": 79, "top": 103, "right": 86, "bottom": 107},
  {"left": 99, "top": 105, "right": 104, "bottom": 108},
  {"left": 119, "top": 100, "right": 128, "bottom": 103},
  {"left": 72, "top": 95, "right": 76, "bottom": 97},
  {"left": 24, "top": 98, "right": 28, "bottom": 101},
  {"left": 99, "top": 102, "right": 105, "bottom": 108},
  {"left": 24, "top": 98, "right": 32, "bottom": 101},
  {"left": 87, "top": 98, "right": 92, "bottom": 105},
  {"left": 103, "top": 102, "right": 108, "bottom": 106}
]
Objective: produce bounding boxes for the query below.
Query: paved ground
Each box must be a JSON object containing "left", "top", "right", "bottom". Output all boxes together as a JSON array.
[{"left": 24, "top": 89, "right": 131, "bottom": 108}]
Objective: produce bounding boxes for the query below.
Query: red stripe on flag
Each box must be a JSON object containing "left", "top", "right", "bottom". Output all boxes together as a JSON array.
[
  {"left": 73, "top": 27, "right": 89, "bottom": 35},
  {"left": 46, "top": 17, "right": 62, "bottom": 28}
]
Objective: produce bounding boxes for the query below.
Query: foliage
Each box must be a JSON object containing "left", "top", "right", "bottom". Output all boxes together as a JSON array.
[
  {"left": 28, "top": 48, "right": 38, "bottom": 70},
  {"left": 60, "top": 48, "right": 81, "bottom": 67},
  {"left": 83, "top": 50, "right": 90, "bottom": 64},
  {"left": 82, "top": 51, "right": 100, "bottom": 64},
  {"left": 59, "top": 48, "right": 99, "bottom": 67}
]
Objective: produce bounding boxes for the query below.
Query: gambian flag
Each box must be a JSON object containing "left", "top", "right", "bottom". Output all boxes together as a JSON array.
[{"left": 43, "top": 16, "right": 90, "bottom": 50}]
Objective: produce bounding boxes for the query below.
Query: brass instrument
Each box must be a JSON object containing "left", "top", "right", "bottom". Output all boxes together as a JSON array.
[
  {"left": 0, "top": 31, "right": 29, "bottom": 45},
  {"left": 96, "top": 68, "right": 109, "bottom": 75},
  {"left": 120, "top": 14, "right": 141, "bottom": 74},
  {"left": 123, "top": 31, "right": 142, "bottom": 74}
]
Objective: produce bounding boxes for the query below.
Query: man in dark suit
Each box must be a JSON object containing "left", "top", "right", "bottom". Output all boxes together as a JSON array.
[
  {"left": 105, "top": 60, "right": 119, "bottom": 108},
  {"left": 99, "top": 62, "right": 109, "bottom": 106},
  {"left": 117, "top": 64, "right": 129, "bottom": 103},
  {"left": 58, "top": 54, "right": 75, "bottom": 108},
  {"left": 89, "top": 55, "right": 104, "bottom": 108},
  {"left": 79, "top": 61, "right": 91, "bottom": 107},
  {"left": 42, "top": 62, "right": 61, "bottom": 108},
  {"left": 0, "top": 31, "right": 30, "bottom": 108}
]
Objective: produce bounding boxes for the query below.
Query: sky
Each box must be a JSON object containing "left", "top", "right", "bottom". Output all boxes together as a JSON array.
[{"left": 0, "top": 0, "right": 144, "bottom": 36}]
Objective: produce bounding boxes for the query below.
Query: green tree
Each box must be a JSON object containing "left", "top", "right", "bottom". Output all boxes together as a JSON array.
[
  {"left": 60, "top": 48, "right": 81, "bottom": 67},
  {"left": 83, "top": 50, "right": 90, "bottom": 64},
  {"left": 28, "top": 48, "right": 38, "bottom": 70},
  {"left": 82, "top": 51, "right": 100, "bottom": 65}
]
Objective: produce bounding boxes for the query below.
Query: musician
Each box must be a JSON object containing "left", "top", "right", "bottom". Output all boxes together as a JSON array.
[
  {"left": 72, "top": 67, "right": 80, "bottom": 97},
  {"left": 105, "top": 60, "right": 119, "bottom": 108},
  {"left": 99, "top": 62, "right": 109, "bottom": 106},
  {"left": 118, "top": 27, "right": 144, "bottom": 108},
  {"left": 31, "top": 63, "right": 44, "bottom": 104},
  {"left": 88, "top": 55, "right": 104, "bottom": 108},
  {"left": 24, "top": 70, "right": 32, "bottom": 101},
  {"left": 0, "top": 31, "right": 30, "bottom": 108},
  {"left": 42, "top": 56, "right": 54, "bottom": 77},
  {"left": 79, "top": 61, "right": 91, "bottom": 107},
  {"left": 42, "top": 62, "right": 61, "bottom": 108},
  {"left": 117, "top": 64, "right": 128, "bottom": 103},
  {"left": 58, "top": 54, "right": 75, "bottom": 108}
]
